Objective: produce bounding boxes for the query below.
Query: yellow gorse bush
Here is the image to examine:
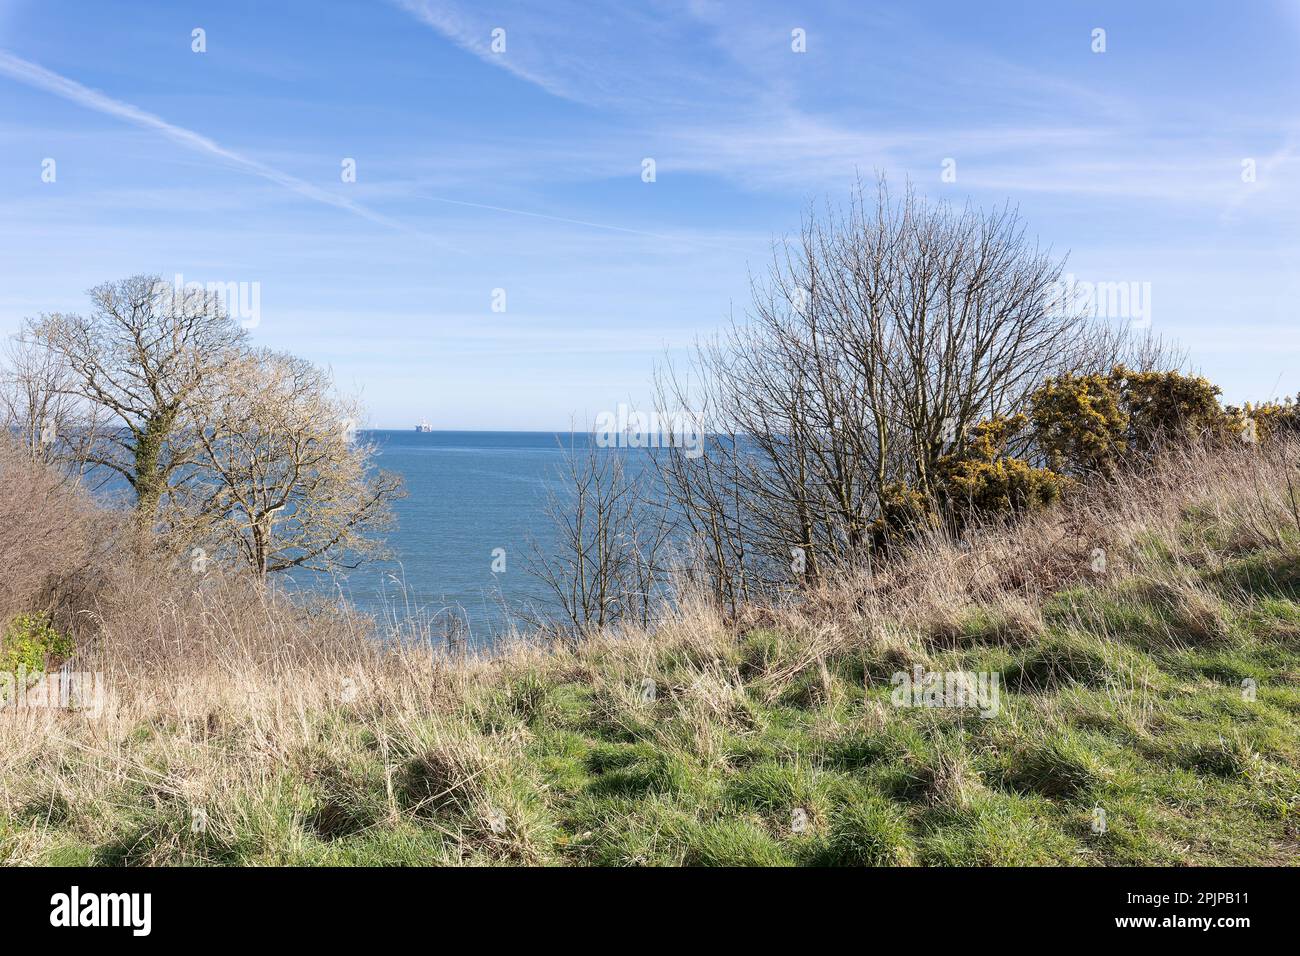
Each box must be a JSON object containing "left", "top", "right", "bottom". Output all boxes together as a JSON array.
[
  {"left": 934, "top": 414, "right": 1069, "bottom": 531},
  {"left": 873, "top": 368, "right": 1292, "bottom": 553},
  {"left": 1030, "top": 371, "right": 1127, "bottom": 478}
]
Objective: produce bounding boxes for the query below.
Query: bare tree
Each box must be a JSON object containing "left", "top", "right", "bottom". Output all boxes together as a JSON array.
[
  {"left": 1064, "top": 321, "right": 1186, "bottom": 379},
  {"left": 651, "top": 362, "right": 754, "bottom": 617},
  {"left": 174, "top": 349, "right": 405, "bottom": 576},
  {"left": 526, "top": 435, "right": 671, "bottom": 636},
  {"left": 0, "top": 334, "right": 106, "bottom": 475},
  {"left": 655, "top": 176, "right": 1116, "bottom": 597},
  {"left": 23, "top": 275, "right": 246, "bottom": 522}
]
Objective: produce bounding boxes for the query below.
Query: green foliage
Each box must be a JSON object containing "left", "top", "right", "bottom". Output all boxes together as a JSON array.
[
  {"left": 871, "top": 366, "right": 1278, "bottom": 553},
  {"left": 935, "top": 415, "right": 1070, "bottom": 528},
  {"left": 868, "top": 482, "right": 939, "bottom": 552},
  {"left": 1030, "top": 372, "right": 1127, "bottom": 477},
  {"left": 1115, "top": 366, "right": 1228, "bottom": 453},
  {"left": 1029, "top": 366, "right": 1233, "bottom": 477},
  {"left": 0, "top": 613, "right": 74, "bottom": 675},
  {"left": 869, "top": 415, "right": 1070, "bottom": 549},
  {"left": 1226, "top": 395, "right": 1300, "bottom": 445}
]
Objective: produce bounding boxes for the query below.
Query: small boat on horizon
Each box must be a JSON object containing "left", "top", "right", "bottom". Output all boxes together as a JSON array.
[{"left": 415, "top": 421, "right": 433, "bottom": 432}]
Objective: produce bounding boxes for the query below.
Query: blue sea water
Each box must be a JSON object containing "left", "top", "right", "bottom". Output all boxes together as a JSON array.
[
  {"left": 284, "top": 430, "right": 618, "bottom": 639},
  {"left": 73, "top": 428, "right": 655, "bottom": 642}
]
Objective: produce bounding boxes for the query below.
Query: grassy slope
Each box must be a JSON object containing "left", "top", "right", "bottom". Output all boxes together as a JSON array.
[{"left": 3, "top": 455, "right": 1299, "bottom": 866}]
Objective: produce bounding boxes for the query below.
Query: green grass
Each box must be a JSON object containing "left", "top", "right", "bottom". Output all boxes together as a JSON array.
[{"left": 4, "top": 542, "right": 1299, "bottom": 867}]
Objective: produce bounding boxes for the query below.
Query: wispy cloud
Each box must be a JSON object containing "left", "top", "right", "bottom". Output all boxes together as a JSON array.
[
  {"left": 0, "top": 49, "right": 408, "bottom": 231},
  {"left": 390, "top": 0, "right": 767, "bottom": 114},
  {"left": 3, "top": 0, "right": 1297, "bottom": 424},
  {"left": 385, "top": 1, "right": 1179, "bottom": 199},
  {"left": 390, "top": 0, "right": 584, "bottom": 104}
]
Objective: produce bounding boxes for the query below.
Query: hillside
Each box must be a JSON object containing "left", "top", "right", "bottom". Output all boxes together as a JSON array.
[{"left": 1, "top": 440, "right": 1297, "bottom": 866}]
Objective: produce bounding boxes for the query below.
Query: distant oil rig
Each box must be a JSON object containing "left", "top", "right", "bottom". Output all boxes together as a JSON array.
[{"left": 415, "top": 421, "right": 433, "bottom": 432}]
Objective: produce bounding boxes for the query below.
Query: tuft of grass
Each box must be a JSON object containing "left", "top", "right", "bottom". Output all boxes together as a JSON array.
[
  {"left": 4, "top": 439, "right": 1300, "bottom": 866},
  {"left": 998, "top": 731, "right": 1116, "bottom": 798},
  {"left": 807, "top": 791, "right": 915, "bottom": 866},
  {"left": 1006, "top": 630, "right": 1161, "bottom": 692}
]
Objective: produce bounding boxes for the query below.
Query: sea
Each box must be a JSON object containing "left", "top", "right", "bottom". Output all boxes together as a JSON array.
[{"left": 283, "top": 430, "right": 638, "bottom": 641}]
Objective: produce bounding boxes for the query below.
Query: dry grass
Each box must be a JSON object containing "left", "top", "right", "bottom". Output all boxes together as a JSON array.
[
  {"left": 1, "top": 436, "right": 1298, "bottom": 865},
  {"left": 798, "top": 437, "right": 1300, "bottom": 635}
]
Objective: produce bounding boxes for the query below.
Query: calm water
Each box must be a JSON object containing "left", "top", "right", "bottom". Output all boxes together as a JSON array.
[
  {"left": 285, "top": 430, "right": 620, "bottom": 640},
  {"left": 77, "top": 429, "right": 652, "bottom": 642}
]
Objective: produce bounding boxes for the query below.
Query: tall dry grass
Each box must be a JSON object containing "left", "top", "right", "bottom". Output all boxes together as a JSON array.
[
  {"left": 789, "top": 437, "right": 1300, "bottom": 639},
  {"left": 0, "top": 434, "right": 1296, "bottom": 863},
  {"left": 0, "top": 441, "right": 108, "bottom": 632}
]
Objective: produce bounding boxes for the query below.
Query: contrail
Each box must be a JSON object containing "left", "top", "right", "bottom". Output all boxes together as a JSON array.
[
  {"left": 390, "top": 0, "right": 583, "bottom": 104},
  {"left": 0, "top": 49, "right": 408, "bottom": 232},
  {"left": 0, "top": 48, "right": 744, "bottom": 253}
]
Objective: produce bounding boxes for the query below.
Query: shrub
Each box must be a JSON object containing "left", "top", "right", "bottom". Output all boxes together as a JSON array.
[
  {"left": 935, "top": 415, "right": 1070, "bottom": 530},
  {"left": 1112, "top": 366, "right": 1228, "bottom": 455},
  {"left": 0, "top": 437, "right": 105, "bottom": 628},
  {"left": 869, "top": 482, "right": 939, "bottom": 552},
  {"left": 1029, "top": 366, "right": 1231, "bottom": 477},
  {"left": 1030, "top": 372, "right": 1127, "bottom": 478},
  {"left": 1226, "top": 397, "right": 1300, "bottom": 445},
  {"left": 0, "top": 613, "right": 75, "bottom": 675},
  {"left": 868, "top": 416, "right": 1069, "bottom": 549}
]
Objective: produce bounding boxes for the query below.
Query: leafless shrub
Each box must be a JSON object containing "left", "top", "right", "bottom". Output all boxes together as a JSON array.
[
  {"left": 525, "top": 435, "right": 671, "bottom": 637},
  {"left": 0, "top": 436, "right": 110, "bottom": 632}
]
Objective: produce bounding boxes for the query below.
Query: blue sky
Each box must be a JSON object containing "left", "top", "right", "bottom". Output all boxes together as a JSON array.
[{"left": 1, "top": 0, "right": 1298, "bottom": 428}]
